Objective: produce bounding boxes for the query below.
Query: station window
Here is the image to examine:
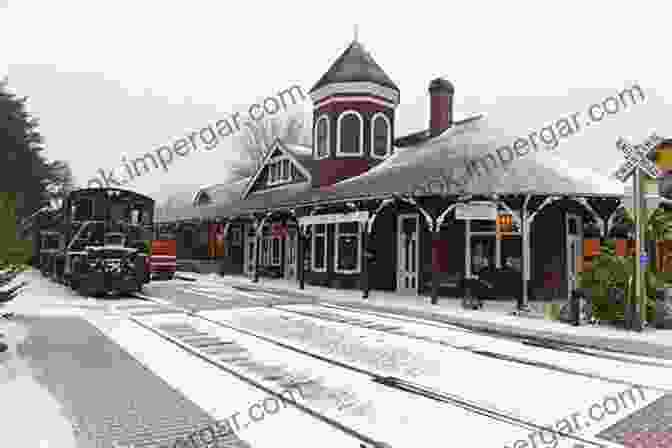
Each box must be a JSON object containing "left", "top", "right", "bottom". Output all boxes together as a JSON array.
[
  {"left": 261, "top": 235, "right": 281, "bottom": 266},
  {"left": 312, "top": 224, "right": 327, "bottom": 272},
  {"left": 334, "top": 222, "right": 361, "bottom": 273},
  {"left": 267, "top": 158, "right": 293, "bottom": 186}
]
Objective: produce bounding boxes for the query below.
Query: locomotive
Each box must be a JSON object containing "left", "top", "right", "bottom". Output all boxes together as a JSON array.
[{"left": 19, "top": 188, "right": 155, "bottom": 296}]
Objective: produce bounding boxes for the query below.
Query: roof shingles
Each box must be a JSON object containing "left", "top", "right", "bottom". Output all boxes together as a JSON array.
[{"left": 310, "top": 41, "right": 399, "bottom": 93}]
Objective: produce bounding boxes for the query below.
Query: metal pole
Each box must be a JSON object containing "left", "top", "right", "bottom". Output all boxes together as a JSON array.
[
  {"left": 639, "top": 171, "right": 649, "bottom": 328},
  {"left": 633, "top": 169, "right": 642, "bottom": 331}
]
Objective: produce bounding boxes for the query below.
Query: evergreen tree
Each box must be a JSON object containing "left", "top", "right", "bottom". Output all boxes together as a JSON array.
[
  {"left": 0, "top": 192, "right": 31, "bottom": 270},
  {"left": 0, "top": 77, "right": 75, "bottom": 221}
]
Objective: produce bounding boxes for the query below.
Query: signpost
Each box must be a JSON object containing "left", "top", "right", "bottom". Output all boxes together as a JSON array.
[{"left": 612, "top": 133, "right": 664, "bottom": 330}]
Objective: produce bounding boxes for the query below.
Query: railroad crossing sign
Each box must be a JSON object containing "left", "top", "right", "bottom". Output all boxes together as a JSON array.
[
  {"left": 611, "top": 133, "right": 665, "bottom": 331},
  {"left": 612, "top": 134, "right": 664, "bottom": 182}
]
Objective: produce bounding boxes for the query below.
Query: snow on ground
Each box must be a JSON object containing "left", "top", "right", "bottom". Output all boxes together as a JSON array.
[
  {"left": 0, "top": 270, "right": 94, "bottom": 448},
  {"left": 133, "top": 312, "right": 543, "bottom": 448},
  {"left": 190, "top": 272, "right": 672, "bottom": 349},
  {"left": 89, "top": 312, "right": 361, "bottom": 448},
  {"left": 0, "top": 318, "right": 79, "bottom": 448},
  {"left": 200, "top": 305, "right": 663, "bottom": 441}
]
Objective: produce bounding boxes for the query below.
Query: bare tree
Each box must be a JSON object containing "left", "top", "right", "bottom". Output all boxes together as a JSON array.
[
  {"left": 231, "top": 112, "right": 311, "bottom": 180},
  {"left": 45, "top": 160, "right": 77, "bottom": 209}
]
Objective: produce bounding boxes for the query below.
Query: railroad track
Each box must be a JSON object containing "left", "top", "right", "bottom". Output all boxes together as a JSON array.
[
  {"left": 266, "top": 303, "right": 672, "bottom": 394},
  {"left": 128, "top": 292, "right": 620, "bottom": 448}
]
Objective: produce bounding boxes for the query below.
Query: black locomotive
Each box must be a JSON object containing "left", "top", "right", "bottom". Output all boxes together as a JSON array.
[{"left": 19, "top": 188, "right": 154, "bottom": 296}]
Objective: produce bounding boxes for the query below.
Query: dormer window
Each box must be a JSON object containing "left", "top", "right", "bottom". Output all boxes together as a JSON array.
[
  {"left": 267, "top": 157, "right": 292, "bottom": 186},
  {"left": 315, "top": 115, "right": 329, "bottom": 159},
  {"left": 371, "top": 113, "right": 391, "bottom": 159},
  {"left": 196, "top": 192, "right": 212, "bottom": 205},
  {"left": 336, "top": 110, "right": 363, "bottom": 156}
]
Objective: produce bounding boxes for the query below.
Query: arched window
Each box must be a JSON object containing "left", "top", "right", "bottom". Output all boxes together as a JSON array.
[
  {"left": 196, "top": 192, "right": 211, "bottom": 205},
  {"left": 371, "top": 113, "right": 391, "bottom": 158},
  {"left": 315, "top": 116, "right": 329, "bottom": 159},
  {"left": 336, "top": 111, "right": 363, "bottom": 156}
]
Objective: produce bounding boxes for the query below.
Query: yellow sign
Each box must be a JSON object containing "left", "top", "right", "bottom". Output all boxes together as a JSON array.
[{"left": 655, "top": 143, "right": 672, "bottom": 171}]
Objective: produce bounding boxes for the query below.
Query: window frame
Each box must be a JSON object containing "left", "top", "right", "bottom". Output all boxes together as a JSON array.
[
  {"left": 371, "top": 112, "right": 391, "bottom": 159},
  {"left": 333, "top": 222, "right": 362, "bottom": 274},
  {"left": 315, "top": 115, "right": 330, "bottom": 159},
  {"left": 266, "top": 156, "right": 293, "bottom": 186},
  {"left": 311, "top": 224, "right": 327, "bottom": 272},
  {"left": 271, "top": 236, "right": 281, "bottom": 266},
  {"left": 336, "top": 110, "right": 364, "bottom": 157}
]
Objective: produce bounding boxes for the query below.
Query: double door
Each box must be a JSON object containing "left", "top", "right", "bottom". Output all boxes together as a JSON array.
[
  {"left": 243, "top": 223, "right": 257, "bottom": 277},
  {"left": 284, "top": 228, "right": 297, "bottom": 281}
]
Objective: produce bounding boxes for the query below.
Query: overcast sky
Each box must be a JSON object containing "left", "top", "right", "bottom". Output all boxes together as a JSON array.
[{"left": 1, "top": 0, "right": 670, "bottom": 203}]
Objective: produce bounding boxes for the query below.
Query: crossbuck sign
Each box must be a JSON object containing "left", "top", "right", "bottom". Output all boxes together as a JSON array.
[{"left": 612, "top": 134, "right": 664, "bottom": 182}]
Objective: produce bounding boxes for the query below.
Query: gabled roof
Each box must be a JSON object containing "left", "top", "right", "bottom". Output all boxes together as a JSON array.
[
  {"left": 240, "top": 140, "right": 313, "bottom": 199},
  {"left": 193, "top": 177, "right": 251, "bottom": 205},
  {"left": 310, "top": 41, "right": 399, "bottom": 93}
]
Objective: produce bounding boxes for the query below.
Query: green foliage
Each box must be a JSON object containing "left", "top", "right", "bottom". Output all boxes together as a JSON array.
[
  {"left": 0, "top": 192, "right": 32, "bottom": 270},
  {"left": 0, "top": 78, "right": 76, "bottom": 220},
  {"left": 580, "top": 239, "right": 662, "bottom": 323},
  {"left": 579, "top": 240, "right": 631, "bottom": 321}
]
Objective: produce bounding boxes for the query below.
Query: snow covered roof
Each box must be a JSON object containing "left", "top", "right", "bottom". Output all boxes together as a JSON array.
[
  {"left": 310, "top": 41, "right": 399, "bottom": 93},
  {"left": 192, "top": 177, "right": 252, "bottom": 205},
  {"left": 154, "top": 116, "right": 626, "bottom": 222},
  {"left": 273, "top": 115, "right": 625, "bottom": 207}
]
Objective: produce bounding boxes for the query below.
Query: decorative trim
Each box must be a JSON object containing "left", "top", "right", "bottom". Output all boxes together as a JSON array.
[
  {"left": 315, "top": 96, "right": 396, "bottom": 110},
  {"left": 299, "top": 211, "right": 369, "bottom": 226},
  {"left": 242, "top": 139, "right": 313, "bottom": 199},
  {"left": 336, "top": 110, "right": 364, "bottom": 157},
  {"left": 370, "top": 112, "right": 391, "bottom": 159},
  {"left": 314, "top": 115, "right": 330, "bottom": 160},
  {"left": 310, "top": 82, "right": 399, "bottom": 105},
  {"left": 333, "top": 222, "right": 362, "bottom": 274},
  {"left": 311, "top": 224, "right": 327, "bottom": 272}
]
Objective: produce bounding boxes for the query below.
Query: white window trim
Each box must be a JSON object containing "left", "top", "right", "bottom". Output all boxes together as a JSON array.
[
  {"left": 334, "top": 222, "right": 362, "bottom": 274},
  {"left": 271, "top": 236, "right": 281, "bottom": 266},
  {"left": 260, "top": 234, "right": 281, "bottom": 266},
  {"left": 267, "top": 156, "right": 293, "bottom": 186},
  {"left": 315, "top": 115, "right": 330, "bottom": 160},
  {"left": 371, "top": 112, "right": 391, "bottom": 160},
  {"left": 311, "top": 224, "right": 327, "bottom": 272},
  {"left": 336, "top": 110, "right": 364, "bottom": 157}
]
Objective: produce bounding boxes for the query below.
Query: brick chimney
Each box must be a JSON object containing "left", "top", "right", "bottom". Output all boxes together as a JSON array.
[{"left": 429, "top": 78, "right": 454, "bottom": 136}]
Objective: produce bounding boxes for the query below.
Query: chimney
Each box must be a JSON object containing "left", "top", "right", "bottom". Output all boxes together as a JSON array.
[{"left": 429, "top": 78, "right": 454, "bottom": 136}]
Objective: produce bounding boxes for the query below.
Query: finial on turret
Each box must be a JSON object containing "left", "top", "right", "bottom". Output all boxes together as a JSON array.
[{"left": 354, "top": 24, "right": 359, "bottom": 42}]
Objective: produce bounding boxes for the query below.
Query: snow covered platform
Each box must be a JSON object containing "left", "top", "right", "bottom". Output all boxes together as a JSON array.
[{"left": 183, "top": 272, "right": 672, "bottom": 360}]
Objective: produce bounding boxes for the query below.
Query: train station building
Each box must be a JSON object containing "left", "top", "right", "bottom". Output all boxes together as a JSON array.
[{"left": 155, "top": 38, "right": 626, "bottom": 306}]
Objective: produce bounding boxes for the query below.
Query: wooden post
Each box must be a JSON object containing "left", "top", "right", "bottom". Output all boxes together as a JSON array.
[
  {"left": 431, "top": 226, "right": 440, "bottom": 305},
  {"left": 298, "top": 228, "right": 305, "bottom": 290},
  {"left": 253, "top": 222, "right": 261, "bottom": 283},
  {"left": 361, "top": 223, "right": 369, "bottom": 299}
]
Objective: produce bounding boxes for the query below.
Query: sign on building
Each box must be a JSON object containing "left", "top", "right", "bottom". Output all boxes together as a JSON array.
[{"left": 455, "top": 202, "right": 498, "bottom": 220}]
